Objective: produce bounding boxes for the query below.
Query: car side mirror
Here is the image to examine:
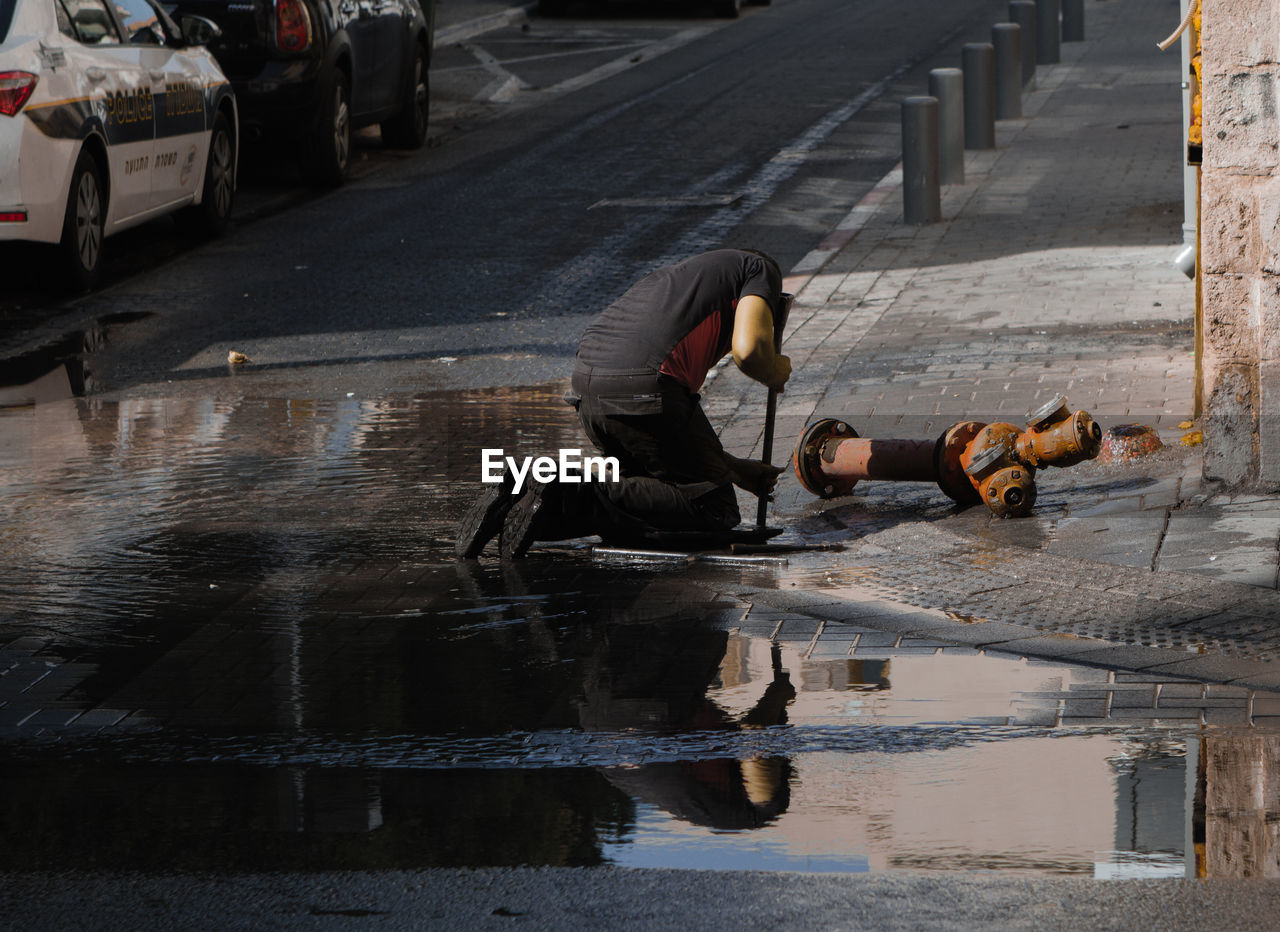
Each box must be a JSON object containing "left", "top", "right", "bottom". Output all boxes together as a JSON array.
[{"left": 178, "top": 13, "right": 221, "bottom": 46}]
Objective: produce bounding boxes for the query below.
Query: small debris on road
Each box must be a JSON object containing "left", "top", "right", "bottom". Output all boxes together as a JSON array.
[{"left": 1098, "top": 424, "right": 1164, "bottom": 462}]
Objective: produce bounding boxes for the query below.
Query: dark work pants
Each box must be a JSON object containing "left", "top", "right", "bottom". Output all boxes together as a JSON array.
[{"left": 536, "top": 376, "right": 740, "bottom": 545}]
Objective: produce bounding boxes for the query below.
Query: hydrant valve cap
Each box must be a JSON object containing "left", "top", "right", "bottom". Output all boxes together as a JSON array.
[
  {"left": 1027, "top": 394, "right": 1068, "bottom": 429},
  {"left": 964, "top": 442, "right": 1007, "bottom": 476}
]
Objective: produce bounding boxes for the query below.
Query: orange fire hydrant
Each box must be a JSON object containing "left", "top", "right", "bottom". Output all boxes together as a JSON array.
[{"left": 792, "top": 395, "right": 1102, "bottom": 517}]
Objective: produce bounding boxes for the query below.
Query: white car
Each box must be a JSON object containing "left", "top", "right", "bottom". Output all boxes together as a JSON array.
[{"left": 0, "top": 0, "right": 237, "bottom": 288}]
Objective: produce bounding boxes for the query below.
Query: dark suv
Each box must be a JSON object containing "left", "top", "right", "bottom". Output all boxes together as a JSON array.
[{"left": 166, "top": 0, "right": 435, "bottom": 185}]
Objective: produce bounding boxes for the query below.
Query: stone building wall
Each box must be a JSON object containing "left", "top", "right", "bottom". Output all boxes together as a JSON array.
[{"left": 1200, "top": 0, "right": 1280, "bottom": 486}]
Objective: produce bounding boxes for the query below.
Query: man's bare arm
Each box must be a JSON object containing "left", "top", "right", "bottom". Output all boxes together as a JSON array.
[{"left": 731, "top": 295, "right": 791, "bottom": 391}]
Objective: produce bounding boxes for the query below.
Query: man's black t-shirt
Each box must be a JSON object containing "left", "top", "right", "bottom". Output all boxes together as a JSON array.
[{"left": 574, "top": 250, "right": 782, "bottom": 386}]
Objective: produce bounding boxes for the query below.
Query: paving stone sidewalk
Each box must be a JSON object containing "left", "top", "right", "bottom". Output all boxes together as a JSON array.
[{"left": 698, "top": 0, "right": 1280, "bottom": 683}]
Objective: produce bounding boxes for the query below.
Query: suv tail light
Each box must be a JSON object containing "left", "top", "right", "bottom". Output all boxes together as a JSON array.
[
  {"left": 274, "top": 0, "right": 312, "bottom": 53},
  {"left": 0, "top": 72, "right": 38, "bottom": 117}
]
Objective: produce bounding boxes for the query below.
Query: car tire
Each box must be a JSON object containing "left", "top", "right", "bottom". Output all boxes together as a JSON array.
[
  {"left": 538, "top": 0, "right": 567, "bottom": 16},
  {"left": 183, "top": 112, "right": 235, "bottom": 236},
  {"left": 59, "top": 149, "right": 106, "bottom": 292},
  {"left": 381, "top": 42, "right": 429, "bottom": 150},
  {"left": 713, "top": 0, "right": 741, "bottom": 15},
  {"left": 301, "top": 68, "right": 351, "bottom": 187}
]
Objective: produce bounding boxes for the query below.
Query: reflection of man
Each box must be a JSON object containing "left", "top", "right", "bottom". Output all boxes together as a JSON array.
[
  {"left": 580, "top": 622, "right": 796, "bottom": 830},
  {"left": 457, "top": 249, "right": 792, "bottom": 559}
]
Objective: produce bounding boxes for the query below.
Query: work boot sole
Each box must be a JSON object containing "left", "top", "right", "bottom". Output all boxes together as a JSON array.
[
  {"left": 499, "top": 481, "right": 547, "bottom": 560},
  {"left": 455, "top": 474, "right": 519, "bottom": 559}
]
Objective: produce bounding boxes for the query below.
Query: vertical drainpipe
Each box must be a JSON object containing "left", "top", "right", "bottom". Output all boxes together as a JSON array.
[{"left": 1180, "top": 0, "right": 1197, "bottom": 248}]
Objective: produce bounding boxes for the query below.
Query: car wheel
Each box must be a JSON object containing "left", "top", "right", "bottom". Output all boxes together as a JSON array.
[
  {"left": 381, "top": 42, "right": 429, "bottom": 150},
  {"left": 713, "top": 0, "right": 741, "bottom": 15},
  {"left": 301, "top": 69, "right": 351, "bottom": 187},
  {"left": 183, "top": 112, "right": 235, "bottom": 235},
  {"left": 59, "top": 149, "right": 105, "bottom": 291}
]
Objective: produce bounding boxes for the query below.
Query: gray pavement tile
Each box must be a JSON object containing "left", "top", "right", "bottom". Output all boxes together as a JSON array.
[
  {"left": 1157, "top": 696, "right": 1249, "bottom": 709},
  {"left": 1114, "top": 671, "right": 1195, "bottom": 683},
  {"left": 1159, "top": 549, "right": 1279, "bottom": 585},
  {"left": 0, "top": 707, "right": 37, "bottom": 727},
  {"left": 1009, "top": 709, "right": 1059, "bottom": 727},
  {"left": 1058, "top": 644, "right": 1200, "bottom": 671},
  {"left": 851, "top": 647, "right": 942, "bottom": 657},
  {"left": 897, "top": 638, "right": 956, "bottom": 649},
  {"left": 1107, "top": 707, "right": 1204, "bottom": 722},
  {"left": 736, "top": 624, "right": 783, "bottom": 638},
  {"left": 1067, "top": 667, "right": 1114, "bottom": 684},
  {"left": 927, "top": 621, "right": 1044, "bottom": 647},
  {"left": 808, "top": 643, "right": 854, "bottom": 660},
  {"left": 852, "top": 632, "right": 901, "bottom": 648},
  {"left": 24, "top": 709, "right": 83, "bottom": 728},
  {"left": 1108, "top": 688, "right": 1158, "bottom": 710},
  {"left": 832, "top": 608, "right": 961, "bottom": 639},
  {"left": 1157, "top": 683, "right": 1206, "bottom": 699},
  {"left": 0, "top": 637, "right": 46, "bottom": 653},
  {"left": 1204, "top": 709, "right": 1254, "bottom": 726},
  {"left": 1062, "top": 699, "right": 1108, "bottom": 718},
  {"left": 973, "top": 635, "right": 1106, "bottom": 661},
  {"left": 1065, "top": 497, "right": 1151, "bottom": 519},
  {"left": 1207, "top": 684, "right": 1253, "bottom": 698},
  {"left": 69, "top": 709, "right": 131, "bottom": 728},
  {"left": 1147, "top": 655, "right": 1280, "bottom": 684},
  {"left": 1250, "top": 696, "right": 1280, "bottom": 715}
]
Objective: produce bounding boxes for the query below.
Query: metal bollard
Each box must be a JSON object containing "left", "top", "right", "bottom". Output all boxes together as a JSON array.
[
  {"left": 928, "top": 68, "right": 965, "bottom": 185},
  {"left": 901, "top": 96, "right": 941, "bottom": 224},
  {"left": 992, "top": 24, "right": 1023, "bottom": 120},
  {"left": 1035, "top": 0, "right": 1060, "bottom": 64},
  {"left": 962, "top": 43, "right": 996, "bottom": 150},
  {"left": 1062, "top": 0, "right": 1083, "bottom": 41},
  {"left": 1009, "top": 0, "right": 1037, "bottom": 86}
]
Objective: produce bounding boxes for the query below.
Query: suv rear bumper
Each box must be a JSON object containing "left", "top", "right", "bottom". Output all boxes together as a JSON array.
[{"left": 230, "top": 58, "right": 327, "bottom": 140}]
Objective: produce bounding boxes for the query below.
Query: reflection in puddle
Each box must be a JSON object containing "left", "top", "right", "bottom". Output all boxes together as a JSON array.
[
  {"left": 0, "top": 312, "right": 153, "bottom": 406},
  {"left": 0, "top": 390, "right": 1274, "bottom": 879}
]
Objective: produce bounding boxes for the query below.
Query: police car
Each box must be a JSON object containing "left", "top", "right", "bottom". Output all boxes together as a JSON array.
[{"left": 0, "top": 0, "right": 237, "bottom": 288}]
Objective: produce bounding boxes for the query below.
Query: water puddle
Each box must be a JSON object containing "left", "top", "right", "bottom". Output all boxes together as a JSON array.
[
  {"left": 0, "top": 312, "right": 153, "bottom": 406},
  {"left": 0, "top": 390, "right": 1275, "bottom": 878}
]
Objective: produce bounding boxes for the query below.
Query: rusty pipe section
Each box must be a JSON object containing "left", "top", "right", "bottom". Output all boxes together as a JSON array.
[{"left": 792, "top": 394, "right": 1102, "bottom": 518}]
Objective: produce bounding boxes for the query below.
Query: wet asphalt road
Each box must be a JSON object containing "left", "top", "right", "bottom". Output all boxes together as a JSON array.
[
  {"left": 2, "top": 0, "right": 1006, "bottom": 396},
  {"left": 10, "top": 867, "right": 1280, "bottom": 931}
]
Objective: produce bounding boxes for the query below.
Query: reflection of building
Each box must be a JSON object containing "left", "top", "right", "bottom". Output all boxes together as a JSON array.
[
  {"left": 1103, "top": 738, "right": 1191, "bottom": 879},
  {"left": 1205, "top": 735, "right": 1280, "bottom": 878},
  {"left": 718, "top": 639, "right": 1196, "bottom": 876}
]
